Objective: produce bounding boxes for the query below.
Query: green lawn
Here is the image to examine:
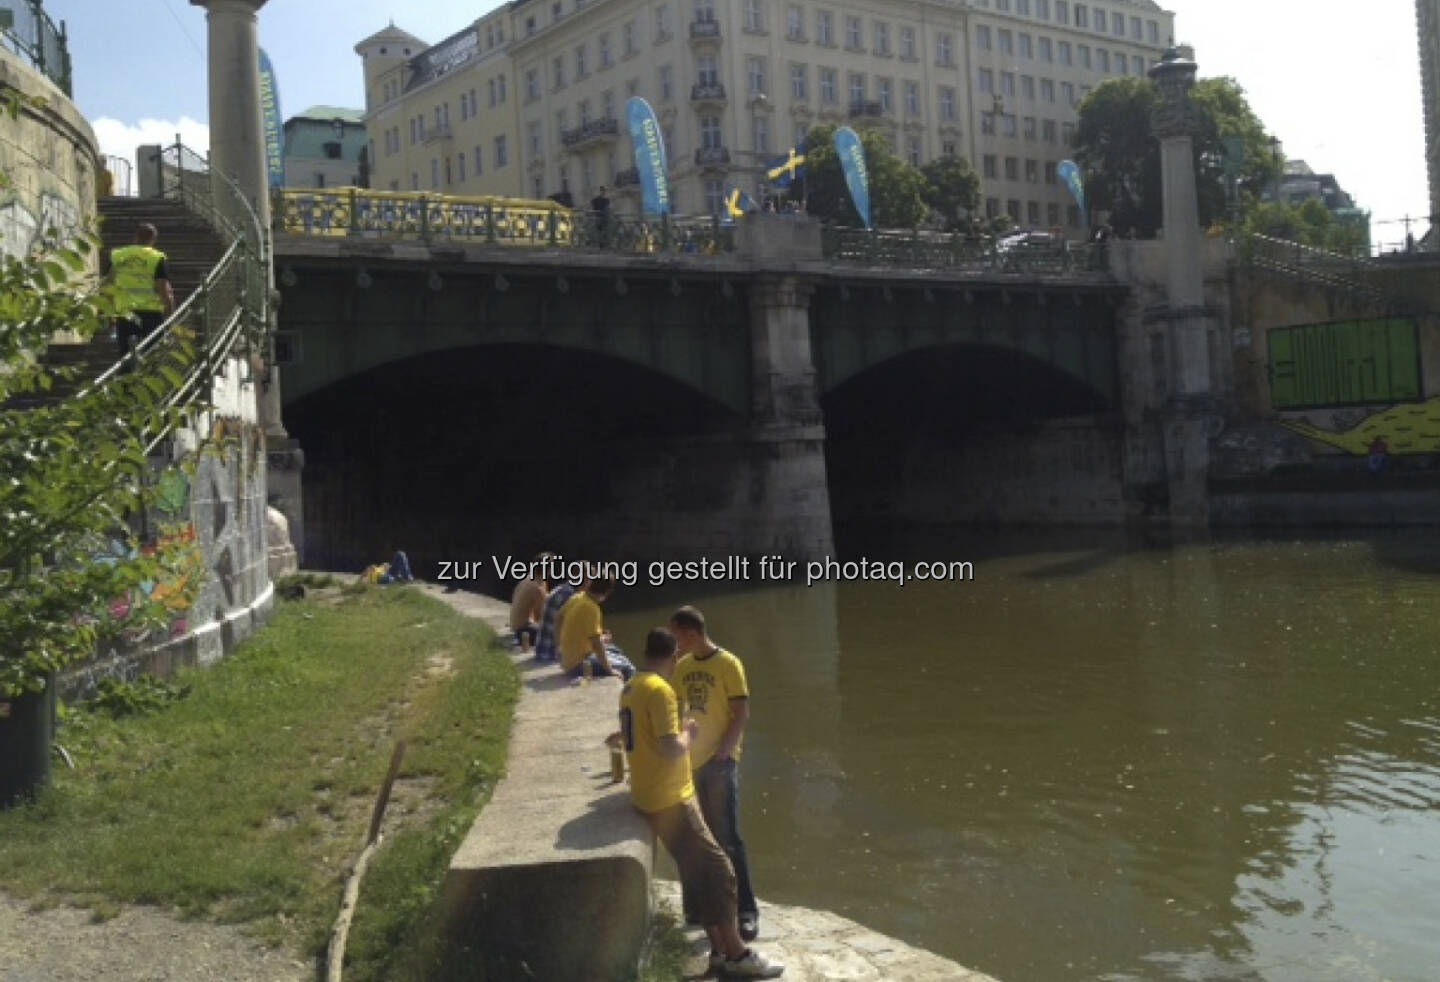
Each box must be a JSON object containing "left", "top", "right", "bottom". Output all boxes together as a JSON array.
[{"left": 0, "top": 586, "right": 517, "bottom": 982}]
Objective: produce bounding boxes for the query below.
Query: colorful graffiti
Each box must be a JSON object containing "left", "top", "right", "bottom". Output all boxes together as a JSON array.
[
  {"left": 1280, "top": 397, "right": 1440, "bottom": 455},
  {"left": 104, "top": 468, "right": 204, "bottom": 638},
  {"left": 0, "top": 190, "right": 81, "bottom": 260}
]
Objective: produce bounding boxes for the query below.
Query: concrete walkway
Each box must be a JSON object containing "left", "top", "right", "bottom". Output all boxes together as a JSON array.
[{"left": 424, "top": 584, "right": 998, "bottom": 982}]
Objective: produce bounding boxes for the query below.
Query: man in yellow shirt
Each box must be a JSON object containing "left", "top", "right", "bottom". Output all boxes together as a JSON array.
[
  {"left": 557, "top": 577, "right": 634, "bottom": 680},
  {"left": 670, "top": 604, "right": 761, "bottom": 941},
  {"left": 615, "top": 628, "right": 783, "bottom": 979},
  {"left": 107, "top": 223, "right": 176, "bottom": 361}
]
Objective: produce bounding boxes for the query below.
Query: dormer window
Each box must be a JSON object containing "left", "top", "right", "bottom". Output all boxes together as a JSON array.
[{"left": 324, "top": 142, "right": 343, "bottom": 159}]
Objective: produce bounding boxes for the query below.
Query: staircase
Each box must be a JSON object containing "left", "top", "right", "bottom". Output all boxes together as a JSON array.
[
  {"left": 22, "top": 197, "right": 229, "bottom": 404},
  {"left": 1239, "top": 233, "right": 1414, "bottom": 315}
]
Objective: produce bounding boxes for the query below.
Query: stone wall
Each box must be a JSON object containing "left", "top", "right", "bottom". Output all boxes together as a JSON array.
[{"left": 0, "top": 49, "right": 96, "bottom": 265}]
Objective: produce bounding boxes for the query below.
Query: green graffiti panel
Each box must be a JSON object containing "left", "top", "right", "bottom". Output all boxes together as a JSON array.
[{"left": 1269, "top": 318, "right": 1421, "bottom": 409}]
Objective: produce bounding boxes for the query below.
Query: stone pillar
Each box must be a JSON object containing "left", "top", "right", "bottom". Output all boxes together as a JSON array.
[
  {"left": 1148, "top": 47, "right": 1217, "bottom": 528},
  {"left": 745, "top": 273, "right": 835, "bottom": 559},
  {"left": 191, "top": 0, "right": 303, "bottom": 560}
]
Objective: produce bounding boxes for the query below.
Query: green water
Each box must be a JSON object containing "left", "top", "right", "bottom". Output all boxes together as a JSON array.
[{"left": 606, "top": 533, "right": 1440, "bottom": 981}]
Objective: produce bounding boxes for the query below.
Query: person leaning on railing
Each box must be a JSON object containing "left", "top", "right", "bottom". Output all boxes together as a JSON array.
[{"left": 105, "top": 223, "right": 176, "bottom": 364}]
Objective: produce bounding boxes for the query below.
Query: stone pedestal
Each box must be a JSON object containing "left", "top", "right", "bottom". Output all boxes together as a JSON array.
[
  {"left": 743, "top": 275, "right": 835, "bottom": 558},
  {"left": 266, "top": 438, "right": 305, "bottom": 564}
]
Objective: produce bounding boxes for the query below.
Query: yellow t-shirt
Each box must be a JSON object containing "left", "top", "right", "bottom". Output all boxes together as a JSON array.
[
  {"left": 672, "top": 647, "right": 749, "bottom": 768},
  {"left": 558, "top": 591, "right": 603, "bottom": 672},
  {"left": 619, "top": 671, "right": 695, "bottom": 813}
]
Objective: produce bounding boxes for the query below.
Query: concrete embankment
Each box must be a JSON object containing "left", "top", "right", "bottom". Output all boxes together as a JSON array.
[{"left": 423, "top": 584, "right": 1000, "bottom": 982}]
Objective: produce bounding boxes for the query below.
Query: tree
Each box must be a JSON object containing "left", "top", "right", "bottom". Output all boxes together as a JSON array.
[
  {"left": 0, "top": 95, "right": 199, "bottom": 699},
  {"left": 1244, "top": 199, "right": 1371, "bottom": 257},
  {"left": 920, "top": 155, "right": 982, "bottom": 231},
  {"left": 1072, "top": 75, "right": 1280, "bottom": 237},
  {"left": 795, "top": 123, "right": 928, "bottom": 229}
]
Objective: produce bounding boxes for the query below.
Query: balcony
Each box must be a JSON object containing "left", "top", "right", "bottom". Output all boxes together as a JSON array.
[
  {"left": 690, "top": 82, "right": 728, "bottom": 106},
  {"left": 694, "top": 146, "right": 731, "bottom": 169},
  {"left": 689, "top": 19, "right": 722, "bottom": 44},
  {"left": 422, "top": 123, "right": 454, "bottom": 145},
  {"left": 848, "top": 100, "right": 886, "bottom": 120},
  {"left": 560, "top": 117, "right": 619, "bottom": 150},
  {"left": 614, "top": 167, "right": 641, "bottom": 188}
]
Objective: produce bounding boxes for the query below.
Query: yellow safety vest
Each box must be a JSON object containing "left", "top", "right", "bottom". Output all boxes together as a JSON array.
[{"left": 111, "top": 245, "right": 167, "bottom": 314}]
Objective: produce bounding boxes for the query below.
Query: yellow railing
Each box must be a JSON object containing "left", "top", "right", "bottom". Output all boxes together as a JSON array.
[{"left": 273, "top": 188, "right": 575, "bottom": 245}]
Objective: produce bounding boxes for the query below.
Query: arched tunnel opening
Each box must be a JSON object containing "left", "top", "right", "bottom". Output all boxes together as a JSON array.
[
  {"left": 822, "top": 343, "right": 1123, "bottom": 552},
  {"left": 285, "top": 344, "right": 743, "bottom": 591}
]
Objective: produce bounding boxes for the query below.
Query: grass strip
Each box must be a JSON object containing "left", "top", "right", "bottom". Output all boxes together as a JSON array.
[{"left": 0, "top": 586, "right": 517, "bottom": 981}]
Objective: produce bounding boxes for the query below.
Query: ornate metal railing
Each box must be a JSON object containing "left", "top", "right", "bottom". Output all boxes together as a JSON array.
[
  {"left": 691, "top": 82, "right": 728, "bottom": 103},
  {"left": 822, "top": 226, "right": 1102, "bottom": 274},
  {"left": 689, "top": 19, "right": 721, "bottom": 40},
  {"left": 694, "top": 146, "right": 731, "bottom": 167},
  {"left": 561, "top": 117, "right": 619, "bottom": 148},
  {"left": 848, "top": 100, "right": 886, "bottom": 120},
  {"left": 0, "top": 0, "right": 71, "bottom": 96}
]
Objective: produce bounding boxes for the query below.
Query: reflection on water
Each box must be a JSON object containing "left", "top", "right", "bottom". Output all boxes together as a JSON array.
[{"left": 606, "top": 531, "right": 1440, "bottom": 982}]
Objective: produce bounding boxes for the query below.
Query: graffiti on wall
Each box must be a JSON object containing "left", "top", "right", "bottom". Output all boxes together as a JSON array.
[
  {"left": 0, "top": 190, "right": 82, "bottom": 260},
  {"left": 106, "top": 468, "right": 205, "bottom": 639},
  {"left": 1280, "top": 398, "right": 1440, "bottom": 455}
]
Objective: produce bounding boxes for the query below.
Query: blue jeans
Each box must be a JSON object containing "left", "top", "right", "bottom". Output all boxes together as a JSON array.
[
  {"left": 688, "top": 756, "right": 757, "bottom": 918},
  {"left": 380, "top": 550, "right": 414, "bottom": 583},
  {"left": 563, "top": 643, "right": 635, "bottom": 681}
]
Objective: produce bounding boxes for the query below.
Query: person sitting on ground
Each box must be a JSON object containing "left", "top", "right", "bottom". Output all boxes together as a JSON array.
[
  {"left": 557, "top": 576, "right": 635, "bottom": 680},
  {"left": 535, "top": 570, "right": 580, "bottom": 664},
  {"left": 610, "top": 628, "right": 784, "bottom": 978},
  {"left": 363, "top": 550, "right": 415, "bottom": 585},
  {"left": 509, "top": 553, "right": 552, "bottom": 652},
  {"left": 1368, "top": 436, "right": 1389, "bottom": 475}
]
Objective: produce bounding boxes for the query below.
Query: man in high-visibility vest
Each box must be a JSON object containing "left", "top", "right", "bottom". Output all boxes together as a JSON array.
[{"left": 109, "top": 223, "right": 175, "bottom": 360}]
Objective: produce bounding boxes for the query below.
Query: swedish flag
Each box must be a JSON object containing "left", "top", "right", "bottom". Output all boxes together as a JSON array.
[
  {"left": 765, "top": 145, "right": 807, "bottom": 188},
  {"left": 725, "top": 186, "right": 758, "bottom": 220}
]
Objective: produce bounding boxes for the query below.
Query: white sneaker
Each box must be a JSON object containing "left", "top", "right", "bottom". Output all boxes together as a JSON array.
[
  {"left": 708, "top": 949, "right": 726, "bottom": 972},
  {"left": 721, "top": 948, "right": 784, "bottom": 978}
]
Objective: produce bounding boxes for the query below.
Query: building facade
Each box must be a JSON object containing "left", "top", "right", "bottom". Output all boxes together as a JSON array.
[
  {"left": 1420, "top": 0, "right": 1440, "bottom": 233},
  {"left": 359, "top": 0, "right": 1174, "bottom": 230},
  {"left": 282, "top": 106, "right": 369, "bottom": 189}
]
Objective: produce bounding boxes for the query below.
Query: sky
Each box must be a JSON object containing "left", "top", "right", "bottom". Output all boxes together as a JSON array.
[{"left": 42, "top": 0, "right": 1430, "bottom": 249}]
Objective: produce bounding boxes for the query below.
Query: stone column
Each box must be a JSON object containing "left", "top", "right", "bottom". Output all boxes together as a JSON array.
[
  {"left": 1148, "top": 47, "right": 1216, "bottom": 528},
  {"left": 745, "top": 270, "right": 836, "bottom": 559},
  {"left": 191, "top": 0, "right": 303, "bottom": 559}
]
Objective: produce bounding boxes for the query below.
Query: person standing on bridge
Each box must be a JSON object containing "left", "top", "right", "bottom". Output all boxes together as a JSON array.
[
  {"left": 107, "top": 223, "right": 176, "bottom": 362},
  {"left": 669, "top": 604, "right": 763, "bottom": 942},
  {"left": 613, "top": 628, "right": 784, "bottom": 978},
  {"left": 591, "top": 185, "right": 612, "bottom": 247}
]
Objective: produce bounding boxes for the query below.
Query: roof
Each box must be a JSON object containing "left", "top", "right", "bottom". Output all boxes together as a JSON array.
[
  {"left": 289, "top": 106, "right": 366, "bottom": 124},
  {"left": 354, "top": 23, "right": 427, "bottom": 54}
]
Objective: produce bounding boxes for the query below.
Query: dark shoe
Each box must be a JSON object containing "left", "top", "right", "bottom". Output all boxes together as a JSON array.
[{"left": 738, "top": 911, "right": 759, "bottom": 942}]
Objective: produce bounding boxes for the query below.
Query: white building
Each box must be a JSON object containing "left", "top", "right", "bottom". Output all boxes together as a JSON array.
[{"left": 359, "top": 0, "right": 1174, "bottom": 230}]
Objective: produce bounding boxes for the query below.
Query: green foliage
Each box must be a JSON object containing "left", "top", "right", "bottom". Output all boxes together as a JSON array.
[
  {"left": 797, "top": 124, "right": 928, "bottom": 228},
  {"left": 1073, "top": 75, "right": 1282, "bottom": 236},
  {"left": 0, "top": 162, "right": 200, "bottom": 696},
  {"left": 920, "top": 155, "right": 983, "bottom": 232},
  {"left": 85, "top": 674, "right": 191, "bottom": 718},
  {"left": 1243, "top": 199, "right": 1371, "bottom": 257}
]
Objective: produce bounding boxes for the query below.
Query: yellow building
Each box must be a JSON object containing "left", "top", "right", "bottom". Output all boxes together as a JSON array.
[{"left": 358, "top": 0, "right": 1174, "bottom": 229}]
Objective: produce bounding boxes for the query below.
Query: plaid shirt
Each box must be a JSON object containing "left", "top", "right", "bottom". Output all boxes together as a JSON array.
[{"left": 533, "top": 582, "right": 576, "bottom": 662}]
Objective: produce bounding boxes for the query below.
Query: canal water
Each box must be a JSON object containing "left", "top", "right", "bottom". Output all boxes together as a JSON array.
[{"left": 606, "top": 531, "right": 1440, "bottom": 982}]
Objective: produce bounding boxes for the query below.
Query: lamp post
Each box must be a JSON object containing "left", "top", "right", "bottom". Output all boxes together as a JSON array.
[{"left": 1268, "top": 135, "right": 1284, "bottom": 205}]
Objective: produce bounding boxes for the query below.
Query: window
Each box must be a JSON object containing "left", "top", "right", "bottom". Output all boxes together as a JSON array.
[
  {"left": 660, "top": 63, "right": 673, "bottom": 100},
  {"left": 314, "top": 172, "right": 326, "bottom": 189},
  {"left": 752, "top": 114, "right": 769, "bottom": 152},
  {"left": 1037, "top": 0, "right": 1051, "bottom": 18},
  {"left": 791, "top": 64, "right": 808, "bottom": 99},
  {"left": 1058, "top": 41, "right": 1072, "bottom": 65},
  {"left": 1024, "top": 158, "right": 1038, "bottom": 182},
  {"left": 603, "top": 90, "right": 615, "bottom": 118},
  {"left": 816, "top": 10, "right": 833, "bottom": 45},
  {"left": 1147, "top": 20, "right": 1159, "bottom": 43},
  {"left": 474, "top": 145, "right": 483, "bottom": 174},
  {"left": 982, "top": 113, "right": 995, "bottom": 135},
  {"left": 936, "top": 32, "right": 953, "bottom": 65},
  {"left": 747, "top": 56, "right": 766, "bottom": 95},
  {"left": 526, "top": 68, "right": 540, "bottom": 102},
  {"left": 874, "top": 21, "right": 890, "bottom": 55},
  {"left": 977, "top": 25, "right": 992, "bottom": 50},
  {"left": 905, "top": 80, "right": 919, "bottom": 115},
  {"left": 1022, "top": 75, "right": 1035, "bottom": 100},
  {"left": 1060, "top": 81, "right": 1074, "bottom": 106},
  {"left": 656, "top": 3, "right": 671, "bottom": 40},
  {"left": 411, "top": 172, "right": 419, "bottom": 191},
  {"left": 820, "top": 68, "right": 837, "bottom": 103},
  {"left": 845, "top": 16, "right": 863, "bottom": 50},
  {"left": 1113, "top": 13, "right": 1125, "bottom": 37},
  {"left": 1047, "top": 202, "right": 1060, "bottom": 225},
  {"left": 431, "top": 158, "right": 440, "bottom": 188},
  {"left": 596, "top": 33, "right": 612, "bottom": 69},
  {"left": 1133, "top": 55, "right": 1145, "bottom": 76},
  {"left": 1056, "top": 0, "right": 1069, "bottom": 24},
  {"left": 1004, "top": 156, "right": 1018, "bottom": 180},
  {"left": 900, "top": 26, "right": 916, "bottom": 60},
  {"left": 745, "top": 0, "right": 765, "bottom": 33},
  {"left": 553, "top": 55, "right": 566, "bottom": 89},
  {"left": 705, "top": 179, "right": 725, "bottom": 215},
  {"left": 576, "top": 43, "right": 589, "bottom": 78},
  {"left": 986, "top": 197, "right": 1000, "bottom": 218},
  {"left": 458, "top": 152, "right": 466, "bottom": 182},
  {"left": 787, "top": 5, "right": 804, "bottom": 39},
  {"left": 1007, "top": 198, "right": 1021, "bottom": 221},
  {"left": 495, "top": 134, "right": 508, "bottom": 166},
  {"left": 1130, "top": 15, "right": 1142, "bottom": 39},
  {"left": 943, "top": 140, "right": 956, "bottom": 157},
  {"left": 1019, "top": 33, "right": 1033, "bottom": 59},
  {"left": 627, "top": 77, "right": 640, "bottom": 95},
  {"left": 1018, "top": 0, "right": 1031, "bottom": 14},
  {"left": 793, "top": 121, "right": 808, "bottom": 147},
  {"left": 1028, "top": 200, "right": 1040, "bottom": 224},
  {"left": 983, "top": 154, "right": 997, "bottom": 178},
  {"left": 698, "top": 54, "right": 718, "bottom": 86},
  {"left": 1097, "top": 49, "right": 1109, "bottom": 73},
  {"left": 460, "top": 92, "right": 469, "bottom": 121},
  {"left": 1001, "top": 71, "right": 1016, "bottom": 96},
  {"left": 1076, "top": 5, "right": 1089, "bottom": 29},
  {"left": 1078, "top": 44, "right": 1091, "bottom": 69},
  {"left": 939, "top": 86, "right": 956, "bottom": 120},
  {"left": 1062, "top": 121, "right": 1075, "bottom": 143},
  {"left": 555, "top": 108, "right": 568, "bottom": 143},
  {"left": 849, "top": 72, "right": 865, "bottom": 105},
  {"left": 1042, "top": 118, "right": 1057, "bottom": 141},
  {"left": 999, "top": 29, "right": 1013, "bottom": 55},
  {"left": 578, "top": 99, "right": 591, "bottom": 125},
  {"left": 878, "top": 77, "right": 892, "bottom": 111},
  {"left": 1023, "top": 115, "right": 1037, "bottom": 139},
  {"left": 1039, "top": 37, "right": 1052, "bottom": 61},
  {"left": 978, "top": 68, "right": 994, "bottom": 93},
  {"left": 907, "top": 137, "right": 921, "bottom": 166},
  {"left": 529, "top": 120, "right": 542, "bottom": 155},
  {"left": 1044, "top": 160, "right": 1057, "bottom": 184},
  {"left": 695, "top": 0, "right": 715, "bottom": 21},
  {"left": 624, "top": 20, "right": 637, "bottom": 54}
]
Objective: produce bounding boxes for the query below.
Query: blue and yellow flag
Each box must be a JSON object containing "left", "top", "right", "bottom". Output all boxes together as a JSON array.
[
  {"left": 833, "top": 127, "right": 871, "bottom": 229},
  {"left": 723, "top": 186, "right": 758, "bottom": 221},
  {"left": 765, "top": 144, "right": 807, "bottom": 188},
  {"left": 626, "top": 97, "right": 670, "bottom": 216},
  {"left": 259, "top": 48, "right": 285, "bottom": 190}
]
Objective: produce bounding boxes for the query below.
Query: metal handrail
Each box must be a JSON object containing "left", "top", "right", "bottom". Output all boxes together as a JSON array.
[{"left": 0, "top": 0, "right": 72, "bottom": 96}]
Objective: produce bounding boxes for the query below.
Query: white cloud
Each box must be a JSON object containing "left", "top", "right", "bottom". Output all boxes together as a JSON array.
[{"left": 91, "top": 117, "right": 210, "bottom": 187}]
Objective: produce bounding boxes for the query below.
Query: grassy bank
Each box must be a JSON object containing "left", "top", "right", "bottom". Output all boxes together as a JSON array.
[{"left": 0, "top": 586, "right": 517, "bottom": 981}]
